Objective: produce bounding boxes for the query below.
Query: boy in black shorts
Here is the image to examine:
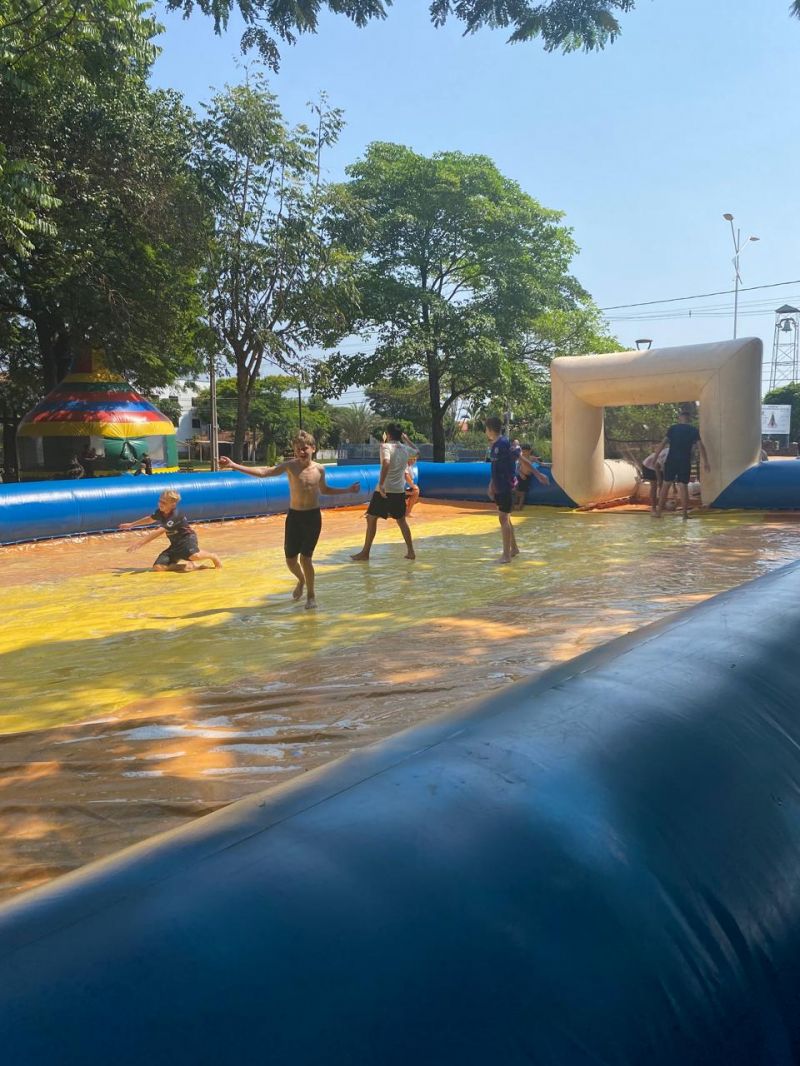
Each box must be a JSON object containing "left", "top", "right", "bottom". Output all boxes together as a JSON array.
[
  {"left": 350, "top": 424, "right": 419, "bottom": 562},
  {"left": 220, "top": 431, "right": 359, "bottom": 609},
  {"left": 653, "top": 406, "right": 710, "bottom": 519},
  {"left": 119, "top": 490, "right": 222, "bottom": 571},
  {"left": 485, "top": 416, "right": 520, "bottom": 563}
]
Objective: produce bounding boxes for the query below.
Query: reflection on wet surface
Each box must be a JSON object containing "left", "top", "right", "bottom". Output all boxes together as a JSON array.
[{"left": 1, "top": 500, "right": 799, "bottom": 898}]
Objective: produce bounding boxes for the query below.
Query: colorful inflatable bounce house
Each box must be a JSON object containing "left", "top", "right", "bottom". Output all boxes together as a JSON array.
[{"left": 16, "top": 347, "right": 178, "bottom": 480}]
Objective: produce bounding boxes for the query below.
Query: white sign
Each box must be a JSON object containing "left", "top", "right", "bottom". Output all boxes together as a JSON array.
[{"left": 761, "top": 404, "right": 792, "bottom": 435}]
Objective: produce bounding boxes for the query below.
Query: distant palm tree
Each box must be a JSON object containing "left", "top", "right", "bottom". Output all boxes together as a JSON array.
[{"left": 333, "top": 402, "right": 379, "bottom": 444}]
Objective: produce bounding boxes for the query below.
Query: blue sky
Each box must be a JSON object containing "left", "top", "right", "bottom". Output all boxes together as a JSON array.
[{"left": 151, "top": 0, "right": 800, "bottom": 386}]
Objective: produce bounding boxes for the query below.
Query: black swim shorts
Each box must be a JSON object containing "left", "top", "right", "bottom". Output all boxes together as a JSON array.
[
  {"left": 154, "top": 533, "right": 199, "bottom": 568},
  {"left": 662, "top": 457, "right": 691, "bottom": 485},
  {"left": 641, "top": 468, "right": 657, "bottom": 483},
  {"left": 494, "top": 492, "right": 513, "bottom": 514},
  {"left": 367, "top": 491, "right": 407, "bottom": 521},
  {"left": 284, "top": 508, "right": 322, "bottom": 558},
  {"left": 516, "top": 475, "right": 532, "bottom": 494}
]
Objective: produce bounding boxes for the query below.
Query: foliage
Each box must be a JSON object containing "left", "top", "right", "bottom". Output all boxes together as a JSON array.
[
  {"left": 199, "top": 73, "right": 356, "bottom": 459},
  {"left": 364, "top": 378, "right": 431, "bottom": 436},
  {"left": 604, "top": 403, "right": 681, "bottom": 459},
  {"left": 0, "top": 0, "right": 211, "bottom": 394},
  {"left": 331, "top": 402, "right": 379, "bottom": 444},
  {"left": 144, "top": 393, "right": 183, "bottom": 426},
  {"left": 318, "top": 143, "right": 614, "bottom": 460},
  {"left": 763, "top": 384, "right": 800, "bottom": 443},
  {"left": 163, "top": 0, "right": 636, "bottom": 70},
  {"left": 194, "top": 375, "right": 334, "bottom": 453}
]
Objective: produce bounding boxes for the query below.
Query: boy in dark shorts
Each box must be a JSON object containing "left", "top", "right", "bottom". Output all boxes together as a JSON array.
[
  {"left": 119, "top": 490, "right": 222, "bottom": 571},
  {"left": 485, "top": 416, "right": 520, "bottom": 563},
  {"left": 350, "top": 425, "right": 419, "bottom": 562},
  {"left": 220, "top": 431, "right": 359, "bottom": 609},
  {"left": 653, "top": 406, "right": 710, "bottom": 519},
  {"left": 513, "top": 443, "right": 549, "bottom": 510}
]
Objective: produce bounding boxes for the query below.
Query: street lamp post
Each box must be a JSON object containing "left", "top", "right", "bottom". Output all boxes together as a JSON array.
[
  {"left": 722, "top": 213, "right": 759, "bottom": 339},
  {"left": 635, "top": 338, "right": 653, "bottom": 350}
]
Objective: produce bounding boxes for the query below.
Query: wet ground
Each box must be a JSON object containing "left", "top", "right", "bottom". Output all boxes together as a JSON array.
[{"left": 1, "top": 500, "right": 799, "bottom": 900}]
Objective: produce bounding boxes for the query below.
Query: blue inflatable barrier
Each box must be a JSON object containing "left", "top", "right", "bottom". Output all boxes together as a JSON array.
[
  {"left": 2, "top": 562, "right": 800, "bottom": 1063},
  {"left": 713, "top": 459, "right": 800, "bottom": 509},
  {"left": 0, "top": 467, "right": 380, "bottom": 545},
  {"left": 416, "top": 459, "right": 575, "bottom": 506}
]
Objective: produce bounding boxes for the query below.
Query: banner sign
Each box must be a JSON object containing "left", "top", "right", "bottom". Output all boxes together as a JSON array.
[{"left": 761, "top": 405, "right": 792, "bottom": 435}]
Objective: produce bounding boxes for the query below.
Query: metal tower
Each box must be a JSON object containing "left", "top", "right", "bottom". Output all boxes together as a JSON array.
[{"left": 768, "top": 305, "right": 800, "bottom": 391}]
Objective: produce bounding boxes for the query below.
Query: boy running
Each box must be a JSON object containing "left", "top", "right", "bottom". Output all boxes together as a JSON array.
[
  {"left": 220, "top": 431, "right": 359, "bottom": 609},
  {"left": 119, "top": 490, "right": 222, "bottom": 571},
  {"left": 350, "top": 424, "right": 419, "bottom": 562},
  {"left": 485, "top": 416, "right": 520, "bottom": 563}
]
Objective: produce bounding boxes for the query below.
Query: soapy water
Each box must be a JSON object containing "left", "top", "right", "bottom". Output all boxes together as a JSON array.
[{"left": 1, "top": 499, "right": 798, "bottom": 899}]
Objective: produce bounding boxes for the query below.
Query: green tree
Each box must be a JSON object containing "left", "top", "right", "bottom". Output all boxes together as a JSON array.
[
  {"left": 195, "top": 375, "right": 317, "bottom": 455},
  {"left": 0, "top": 0, "right": 211, "bottom": 393},
  {"left": 199, "top": 74, "right": 356, "bottom": 460},
  {"left": 321, "top": 143, "right": 612, "bottom": 461},
  {"left": 331, "top": 402, "right": 379, "bottom": 444},
  {"left": 365, "top": 378, "right": 432, "bottom": 436},
  {"left": 164, "top": 0, "right": 636, "bottom": 69},
  {"left": 763, "top": 384, "right": 800, "bottom": 443}
]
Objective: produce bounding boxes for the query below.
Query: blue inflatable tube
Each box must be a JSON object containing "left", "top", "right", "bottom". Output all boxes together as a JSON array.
[
  {"left": 2, "top": 563, "right": 800, "bottom": 1063},
  {"left": 713, "top": 459, "right": 800, "bottom": 509},
  {"left": 0, "top": 462, "right": 571, "bottom": 545},
  {"left": 416, "top": 459, "right": 575, "bottom": 506},
  {"left": 0, "top": 467, "right": 381, "bottom": 545}
]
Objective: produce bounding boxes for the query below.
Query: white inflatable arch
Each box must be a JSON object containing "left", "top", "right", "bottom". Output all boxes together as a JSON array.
[{"left": 550, "top": 338, "right": 762, "bottom": 507}]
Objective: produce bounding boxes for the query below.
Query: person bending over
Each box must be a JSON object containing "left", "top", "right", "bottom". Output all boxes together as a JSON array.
[
  {"left": 119, "top": 490, "right": 222, "bottom": 571},
  {"left": 513, "top": 443, "right": 549, "bottom": 510},
  {"left": 351, "top": 425, "right": 419, "bottom": 562},
  {"left": 220, "top": 431, "right": 359, "bottom": 609}
]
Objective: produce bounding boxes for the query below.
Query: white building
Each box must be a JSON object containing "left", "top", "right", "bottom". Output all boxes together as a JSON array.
[{"left": 153, "top": 380, "right": 208, "bottom": 451}]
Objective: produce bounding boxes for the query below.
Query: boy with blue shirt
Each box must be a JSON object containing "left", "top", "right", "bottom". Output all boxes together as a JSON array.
[{"left": 485, "top": 416, "right": 520, "bottom": 564}]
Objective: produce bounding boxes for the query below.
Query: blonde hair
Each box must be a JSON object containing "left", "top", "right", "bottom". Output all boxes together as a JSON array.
[
  {"left": 160, "top": 490, "right": 181, "bottom": 504},
  {"left": 293, "top": 430, "right": 316, "bottom": 450}
]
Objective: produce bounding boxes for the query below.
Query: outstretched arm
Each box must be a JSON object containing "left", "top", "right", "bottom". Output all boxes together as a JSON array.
[
  {"left": 219, "top": 456, "right": 288, "bottom": 479},
  {"left": 118, "top": 515, "right": 155, "bottom": 531},
  {"left": 126, "top": 528, "right": 164, "bottom": 553},
  {"left": 319, "top": 468, "right": 360, "bottom": 495}
]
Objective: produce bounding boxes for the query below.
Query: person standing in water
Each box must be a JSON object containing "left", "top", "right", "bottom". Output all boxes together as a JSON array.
[
  {"left": 350, "top": 425, "right": 419, "bottom": 562},
  {"left": 485, "top": 416, "right": 520, "bottom": 563},
  {"left": 653, "top": 407, "right": 710, "bottom": 520},
  {"left": 220, "top": 431, "right": 359, "bottom": 609}
]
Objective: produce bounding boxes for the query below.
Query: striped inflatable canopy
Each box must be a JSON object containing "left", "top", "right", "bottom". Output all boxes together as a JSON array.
[{"left": 17, "top": 348, "right": 178, "bottom": 479}]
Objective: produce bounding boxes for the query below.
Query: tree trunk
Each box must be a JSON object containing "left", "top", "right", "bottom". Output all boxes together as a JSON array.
[
  {"left": 2, "top": 418, "right": 20, "bottom": 482},
  {"left": 426, "top": 352, "right": 446, "bottom": 462},
  {"left": 233, "top": 356, "right": 250, "bottom": 462}
]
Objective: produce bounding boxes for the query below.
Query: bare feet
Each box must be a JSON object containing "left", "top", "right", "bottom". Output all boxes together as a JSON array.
[
  {"left": 292, "top": 579, "right": 305, "bottom": 600},
  {"left": 405, "top": 551, "right": 416, "bottom": 560},
  {"left": 511, "top": 546, "right": 520, "bottom": 558},
  {"left": 498, "top": 555, "right": 511, "bottom": 565},
  {"left": 212, "top": 557, "right": 223, "bottom": 569},
  {"left": 305, "top": 597, "right": 318, "bottom": 610},
  {"left": 350, "top": 551, "right": 370, "bottom": 562}
]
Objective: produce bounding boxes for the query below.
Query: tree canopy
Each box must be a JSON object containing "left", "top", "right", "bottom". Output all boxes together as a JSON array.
[
  {"left": 199, "top": 74, "right": 355, "bottom": 459},
  {"left": 165, "top": 0, "right": 636, "bottom": 69},
  {"left": 0, "top": 0, "right": 211, "bottom": 396},
  {"left": 318, "top": 142, "right": 616, "bottom": 460}
]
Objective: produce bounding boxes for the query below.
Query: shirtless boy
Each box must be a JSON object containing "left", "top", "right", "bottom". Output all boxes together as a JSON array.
[{"left": 219, "top": 431, "right": 359, "bottom": 609}]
